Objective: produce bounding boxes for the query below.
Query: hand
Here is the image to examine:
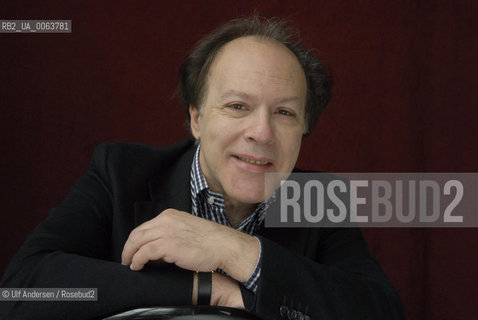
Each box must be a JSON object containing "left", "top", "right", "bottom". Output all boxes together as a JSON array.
[
  {"left": 122, "top": 209, "right": 227, "bottom": 272},
  {"left": 121, "top": 209, "right": 260, "bottom": 282},
  {"left": 211, "top": 272, "right": 245, "bottom": 309}
]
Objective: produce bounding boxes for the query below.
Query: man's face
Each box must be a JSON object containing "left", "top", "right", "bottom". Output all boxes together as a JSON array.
[{"left": 190, "top": 36, "right": 307, "bottom": 206}]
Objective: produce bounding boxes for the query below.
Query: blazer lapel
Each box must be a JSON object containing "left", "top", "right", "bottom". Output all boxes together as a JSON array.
[{"left": 134, "top": 140, "right": 197, "bottom": 227}]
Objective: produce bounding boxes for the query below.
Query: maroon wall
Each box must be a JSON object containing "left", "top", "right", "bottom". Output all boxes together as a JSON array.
[{"left": 1, "top": 1, "right": 477, "bottom": 319}]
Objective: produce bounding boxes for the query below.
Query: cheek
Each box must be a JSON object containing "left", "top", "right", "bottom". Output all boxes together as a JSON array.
[
  {"left": 204, "top": 118, "right": 238, "bottom": 144},
  {"left": 200, "top": 120, "right": 234, "bottom": 158},
  {"left": 280, "top": 131, "right": 302, "bottom": 164}
]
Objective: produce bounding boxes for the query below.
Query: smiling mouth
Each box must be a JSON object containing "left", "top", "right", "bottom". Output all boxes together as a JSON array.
[{"left": 235, "top": 156, "right": 272, "bottom": 166}]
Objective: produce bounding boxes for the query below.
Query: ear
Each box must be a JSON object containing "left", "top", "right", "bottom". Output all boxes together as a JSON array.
[{"left": 189, "top": 105, "right": 201, "bottom": 140}]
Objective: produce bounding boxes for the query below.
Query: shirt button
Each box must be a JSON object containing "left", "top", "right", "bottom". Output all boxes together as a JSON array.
[
  {"left": 207, "top": 196, "right": 215, "bottom": 205},
  {"left": 280, "top": 305, "right": 289, "bottom": 317},
  {"left": 288, "top": 309, "right": 298, "bottom": 320}
]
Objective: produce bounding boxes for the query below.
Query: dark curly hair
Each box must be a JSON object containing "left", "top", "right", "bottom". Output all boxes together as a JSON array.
[{"left": 178, "top": 16, "right": 332, "bottom": 135}]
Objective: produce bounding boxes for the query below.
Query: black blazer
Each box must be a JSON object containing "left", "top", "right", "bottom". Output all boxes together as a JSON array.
[{"left": 0, "top": 138, "right": 405, "bottom": 320}]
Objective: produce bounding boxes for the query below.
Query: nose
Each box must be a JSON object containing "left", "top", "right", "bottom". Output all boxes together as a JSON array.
[{"left": 245, "top": 109, "right": 274, "bottom": 144}]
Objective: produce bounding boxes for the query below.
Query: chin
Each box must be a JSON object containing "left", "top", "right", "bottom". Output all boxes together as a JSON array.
[{"left": 232, "top": 188, "right": 272, "bottom": 204}]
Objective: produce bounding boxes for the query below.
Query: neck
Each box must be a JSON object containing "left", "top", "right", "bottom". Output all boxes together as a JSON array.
[{"left": 224, "top": 198, "right": 257, "bottom": 229}]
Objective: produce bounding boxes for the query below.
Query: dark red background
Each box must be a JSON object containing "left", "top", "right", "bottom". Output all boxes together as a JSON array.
[{"left": 1, "top": 1, "right": 477, "bottom": 319}]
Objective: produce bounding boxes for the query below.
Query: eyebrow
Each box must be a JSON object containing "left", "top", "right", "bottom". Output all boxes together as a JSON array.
[
  {"left": 220, "top": 90, "right": 253, "bottom": 101},
  {"left": 220, "top": 89, "right": 302, "bottom": 105}
]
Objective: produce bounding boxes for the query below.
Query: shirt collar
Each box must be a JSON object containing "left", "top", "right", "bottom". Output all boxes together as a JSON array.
[{"left": 191, "top": 145, "right": 225, "bottom": 200}]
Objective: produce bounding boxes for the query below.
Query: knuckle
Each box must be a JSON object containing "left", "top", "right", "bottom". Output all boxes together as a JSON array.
[
  {"left": 129, "top": 228, "right": 146, "bottom": 242},
  {"left": 161, "top": 209, "right": 173, "bottom": 219},
  {"left": 161, "top": 208, "right": 179, "bottom": 220},
  {"left": 146, "top": 242, "right": 159, "bottom": 255},
  {"left": 162, "top": 254, "right": 173, "bottom": 263}
]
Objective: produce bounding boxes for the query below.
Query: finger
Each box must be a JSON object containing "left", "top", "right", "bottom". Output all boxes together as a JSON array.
[
  {"left": 122, "top": 209, "right": 183, "bottom": 265},
  {"left": 129, "top": 239, "right": 165, "bottom": 271},
  {"left": 121, "top": 227, "right": 163, "bottom": 265}
]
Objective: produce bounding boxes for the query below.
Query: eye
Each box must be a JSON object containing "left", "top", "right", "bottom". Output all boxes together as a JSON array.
[
  {"left": 228, "top": 103, "right": 246, "bottom": 110},
  {"left": 277, "top": 109, "right": 295, "bottom": 117}
]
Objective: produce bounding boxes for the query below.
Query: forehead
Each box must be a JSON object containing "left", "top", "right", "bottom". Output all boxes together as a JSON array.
[{"left": 206, "top": 36, "right": 307, "bottom": 103}]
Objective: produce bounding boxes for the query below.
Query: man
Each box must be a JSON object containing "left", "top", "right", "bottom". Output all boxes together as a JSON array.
[{"left": 1, "top": 17, "right": 405, "bottom": 319}]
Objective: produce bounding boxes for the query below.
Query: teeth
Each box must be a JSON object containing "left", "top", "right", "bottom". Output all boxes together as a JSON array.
[{"left": 238, "top": 156, "right": 270, "bottom": 165}]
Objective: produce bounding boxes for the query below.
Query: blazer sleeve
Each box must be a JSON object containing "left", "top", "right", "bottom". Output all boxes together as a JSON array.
[
  {"left": 0, "top": 144, "right": 194, "bottom": 320},
  {"left": 255, "top": 228, "right": 406, "bottom": 320}
]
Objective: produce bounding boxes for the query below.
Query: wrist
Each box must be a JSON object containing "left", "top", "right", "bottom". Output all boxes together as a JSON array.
[
  {"left": 222, "top": 232, "right": 260, "bottom": 282},
  {"left": 211, "top": 272, "right": 245, "bottom": 309}
]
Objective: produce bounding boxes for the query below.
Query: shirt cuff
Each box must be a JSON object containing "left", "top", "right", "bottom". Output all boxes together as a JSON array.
[{"left": 241, "top": 236, "right": 262, "bottom": 293}]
